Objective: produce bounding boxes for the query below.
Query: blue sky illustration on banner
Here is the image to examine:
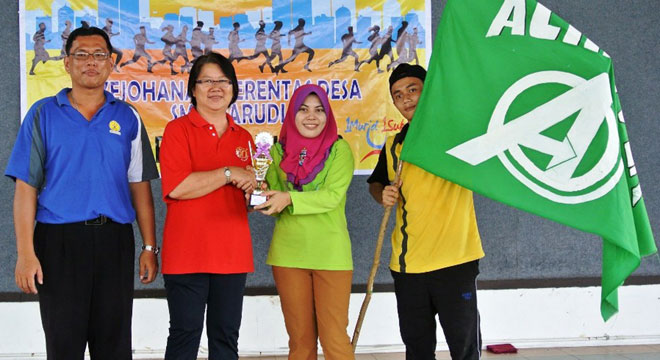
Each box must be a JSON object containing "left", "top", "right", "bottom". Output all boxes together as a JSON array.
[{"left": 24, "top": 0, "right": 426, "bottom": 52}]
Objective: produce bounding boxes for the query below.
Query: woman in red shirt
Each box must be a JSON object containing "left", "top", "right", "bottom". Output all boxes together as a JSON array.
[{"left": 159, "top": 52, "right": 256, "bottom": 360}]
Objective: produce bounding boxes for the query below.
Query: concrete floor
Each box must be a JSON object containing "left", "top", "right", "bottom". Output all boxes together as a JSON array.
[{"left": 235, "top": 344, "right": 660, "bottom": 359}]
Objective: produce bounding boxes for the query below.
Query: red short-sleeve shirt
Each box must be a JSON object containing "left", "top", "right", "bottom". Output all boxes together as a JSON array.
[{"left": 160, "top": 108, "right": 254, "bottom": 274}]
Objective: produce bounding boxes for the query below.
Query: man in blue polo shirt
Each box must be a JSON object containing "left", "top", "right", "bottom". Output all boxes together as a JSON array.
[{"left": 6, "top": 26, "right": 159, "bottom": 359}]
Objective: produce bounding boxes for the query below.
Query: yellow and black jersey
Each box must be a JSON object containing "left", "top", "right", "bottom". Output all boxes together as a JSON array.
[{"left": 367, "top": 124, "right": 484, "bottom": 273}]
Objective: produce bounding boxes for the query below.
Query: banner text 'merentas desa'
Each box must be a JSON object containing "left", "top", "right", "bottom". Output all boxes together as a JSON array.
[{"left": 104, "top": 78, "right": 362, "bottom": 125}]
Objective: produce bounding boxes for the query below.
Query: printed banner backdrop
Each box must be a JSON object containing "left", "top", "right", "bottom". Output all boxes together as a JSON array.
[
  {"left": 20, "top": 0, "right": 431, "bottom": 173},
  {"left": 401, "top": 0, "right": 657, "bottom": 320}
]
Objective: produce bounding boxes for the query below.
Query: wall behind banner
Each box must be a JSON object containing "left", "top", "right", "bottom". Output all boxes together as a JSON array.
[{"left": 0, "top": 0, "right": 659, "bottom": 299}]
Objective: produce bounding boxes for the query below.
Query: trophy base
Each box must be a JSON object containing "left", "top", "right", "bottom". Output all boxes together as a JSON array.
[{"left": 249, "top": 193, "right": 267, "bottom": 207}]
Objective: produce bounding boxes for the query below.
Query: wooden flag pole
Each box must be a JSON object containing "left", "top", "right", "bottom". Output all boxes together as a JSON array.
[{"left": 351, "top": 161, "right": 404, "bottom": 351}]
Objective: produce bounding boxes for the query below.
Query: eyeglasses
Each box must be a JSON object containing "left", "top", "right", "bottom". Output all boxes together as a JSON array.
[
  {"left": 69, "top": 52, "right": 110, "bottom": 61},
  {"left": 195, "top": 79, "right": 233, "bottom": 88}
]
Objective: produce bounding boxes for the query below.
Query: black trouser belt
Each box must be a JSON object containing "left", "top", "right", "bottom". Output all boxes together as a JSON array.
[{"left": 83, "top": 215, "right": 116, "bottom": 226}]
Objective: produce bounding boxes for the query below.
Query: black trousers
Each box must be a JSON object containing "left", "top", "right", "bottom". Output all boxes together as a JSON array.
[
  {"left": 391, "top": 260, "right": 481, "bottom": 360},
  {"left": 164, "top": 273, "right": 247, "bottom": 360},
  {"left": 34, "top": 221, "right": 135, "bottom": 360}
]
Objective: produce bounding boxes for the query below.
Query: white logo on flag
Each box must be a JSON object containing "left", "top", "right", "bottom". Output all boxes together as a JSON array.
[{"left": 447, "top": 71, "right": 623, "bottom": 204}]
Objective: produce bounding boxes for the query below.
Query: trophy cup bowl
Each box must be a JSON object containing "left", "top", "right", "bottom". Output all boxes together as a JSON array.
[{"left": 250, "top": 132, "right": 274, "bottom": 207}]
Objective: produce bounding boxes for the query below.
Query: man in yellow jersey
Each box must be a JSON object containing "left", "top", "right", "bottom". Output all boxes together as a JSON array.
[{"left": 368, "top": 64, "right": 485, "bottom": 360}]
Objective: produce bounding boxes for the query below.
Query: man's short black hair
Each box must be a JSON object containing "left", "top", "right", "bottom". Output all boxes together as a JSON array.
[
  {"left": 66, "top": 26, "right": 113, "bottom": 55},
  {"left": 187, "top": 52, "right": 239, "bottom": 107},
  {"left": 389, "top": 64, "right": 427, "bottom": 91}
]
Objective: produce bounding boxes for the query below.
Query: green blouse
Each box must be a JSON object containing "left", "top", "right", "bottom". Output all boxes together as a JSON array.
[{"left": 265, "top": 139, "right": 355, "bottom": 270}]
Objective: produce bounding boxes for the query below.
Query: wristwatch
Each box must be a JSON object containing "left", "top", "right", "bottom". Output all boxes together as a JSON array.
[
  {"left": 224, "top": 166, "right": 232, "bottom": 184},
  {"left": 141, "top": 245, "right": 160, "bottom": 255}
]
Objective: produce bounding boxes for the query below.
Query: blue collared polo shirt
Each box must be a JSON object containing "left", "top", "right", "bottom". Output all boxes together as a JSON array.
[{"left": 5, "top": 88, "right": 159, "bottom": 224}]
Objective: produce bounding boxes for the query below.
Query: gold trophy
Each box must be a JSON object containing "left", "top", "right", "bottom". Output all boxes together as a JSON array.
[{"left": 249, "top": 132, "right": 274, "bottom": 207}]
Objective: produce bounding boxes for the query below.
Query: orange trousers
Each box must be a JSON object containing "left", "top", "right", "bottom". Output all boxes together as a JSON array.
[{"left": 272, "top": 266, "right": 355, "bottom": 360}]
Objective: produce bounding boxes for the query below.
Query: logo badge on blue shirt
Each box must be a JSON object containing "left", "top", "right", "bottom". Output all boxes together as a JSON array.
[{"left": 109, "top": 120, "right": 122, "bottom": 135}]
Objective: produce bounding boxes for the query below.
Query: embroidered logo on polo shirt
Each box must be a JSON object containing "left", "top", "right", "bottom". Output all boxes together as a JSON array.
[
  {"left": 109, "top": 120, "right": 121, "bottom": 135},
  {"left": 235, "top": 147, "right": 249, "bottom": 162}
]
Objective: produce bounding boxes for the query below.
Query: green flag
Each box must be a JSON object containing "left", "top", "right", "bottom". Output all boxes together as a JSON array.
[{"left": 400, "top": 0, "right": 657, "bottom": 321}]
